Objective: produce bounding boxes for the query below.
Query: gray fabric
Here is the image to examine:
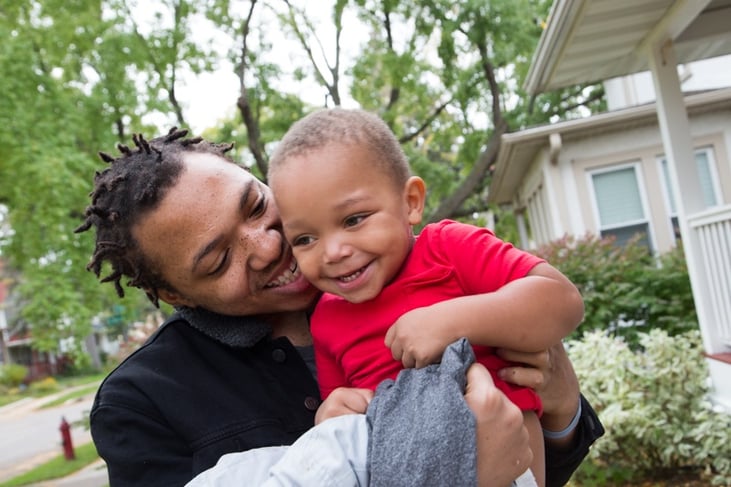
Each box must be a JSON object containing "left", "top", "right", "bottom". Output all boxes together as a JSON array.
[
  {"left": 366, "top": 338, "right": 478, "bottom": 487},
  {"left": 177, "top": 306, "right": 271, "bottom": 348}
]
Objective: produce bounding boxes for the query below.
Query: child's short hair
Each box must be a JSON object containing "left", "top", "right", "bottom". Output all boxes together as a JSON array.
[{"left": 268, "top": 108, "right": 411, "bottom": 186}]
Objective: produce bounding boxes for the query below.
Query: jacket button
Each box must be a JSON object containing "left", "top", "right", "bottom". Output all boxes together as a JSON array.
[
  {"left": 304, "top": 396, "right": 321, "bottom": 411},
  {"left": 271, "top": 349, "right": 286, "bottom": 363}
]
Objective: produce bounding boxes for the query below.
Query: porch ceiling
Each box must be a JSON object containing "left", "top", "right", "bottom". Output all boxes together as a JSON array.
[{"left": 525, "top": 0, "right": 731, "bottom": 94}]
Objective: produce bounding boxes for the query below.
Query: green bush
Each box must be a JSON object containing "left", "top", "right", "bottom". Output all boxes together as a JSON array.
[
  {"left": 0, "top": 363, "right": 29, "bottom": 387},
  {"left": 568, "top": 329, "right": 731, "bottom": 485},
  {"left": 533, "top": 233, "right": 697, "bottom": 348},
  {"left": 28, "top": 376, "right": 60, "bottom": 394}
]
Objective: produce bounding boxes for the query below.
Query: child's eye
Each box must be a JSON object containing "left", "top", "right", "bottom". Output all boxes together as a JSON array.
[
  {"left": 344, "top": 214, "right": 367, "bottom": 228},
  {"left": 292, "top": 235, "right": 315, "bottom": 247}
]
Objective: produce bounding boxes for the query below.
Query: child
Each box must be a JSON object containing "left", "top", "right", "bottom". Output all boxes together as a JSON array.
[{"left": 268, "top": 108, "right": 585, "bottom": 486}]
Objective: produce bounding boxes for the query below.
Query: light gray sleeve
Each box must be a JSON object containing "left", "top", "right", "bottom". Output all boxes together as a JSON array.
[{"left": 185, "top": 414, "right": 370, "bottom": 487}]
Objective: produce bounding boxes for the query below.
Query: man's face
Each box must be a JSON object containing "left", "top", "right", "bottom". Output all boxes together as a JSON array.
[{"left": 132, "top": 152, "right": 318, "bottom": 316}]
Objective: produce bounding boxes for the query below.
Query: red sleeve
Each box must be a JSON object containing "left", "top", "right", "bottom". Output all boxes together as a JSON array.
[{"left": 428, "top": 220, "right": 544, "bottom": 293}]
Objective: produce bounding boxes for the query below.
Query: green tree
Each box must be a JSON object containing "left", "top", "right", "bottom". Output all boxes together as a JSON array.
[
  {"left": 0, "top": 0, "right": 153, "bottom": 361},
  {"left": 0, "top": 0, "right": 607, "bottom": 362}
]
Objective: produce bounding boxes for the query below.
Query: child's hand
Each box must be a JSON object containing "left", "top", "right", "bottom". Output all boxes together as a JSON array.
[
  {"left": 314, "top": 387, "right": 374, "bottom": 425},
  {"left": 385, "top": 306, "right": 457, "bottom": 368}
]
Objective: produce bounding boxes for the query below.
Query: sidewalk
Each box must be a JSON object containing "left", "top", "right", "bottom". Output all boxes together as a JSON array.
[
  {"left": 0, "top": 383, "right": 103, "bottom": 486},
  {"left": 26, "top": 458, "right": 108, "bottom": 487}
]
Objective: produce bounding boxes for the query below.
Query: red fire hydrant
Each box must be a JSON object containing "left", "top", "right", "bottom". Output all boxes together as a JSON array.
[{"left": 59, "top": 417, "right": 76, "bottom": 460}]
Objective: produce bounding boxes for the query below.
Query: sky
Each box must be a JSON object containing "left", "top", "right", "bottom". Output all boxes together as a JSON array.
[{"left": 150, "top": 2, "right": 365, "bottom": 133}]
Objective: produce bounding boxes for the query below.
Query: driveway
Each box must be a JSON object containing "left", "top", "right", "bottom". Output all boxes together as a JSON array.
[{"left": 0, "top": 388, "right": 97, "bottom": 483}]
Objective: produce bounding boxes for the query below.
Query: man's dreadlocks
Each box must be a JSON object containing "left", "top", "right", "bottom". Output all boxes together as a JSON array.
[{"left": 75, "top": 128, "right": 234, "bottom": 306}]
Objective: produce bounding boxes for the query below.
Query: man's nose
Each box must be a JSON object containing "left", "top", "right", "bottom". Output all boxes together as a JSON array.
[{"left": 246, "top": 226, "right": 283, "bottom": 271}]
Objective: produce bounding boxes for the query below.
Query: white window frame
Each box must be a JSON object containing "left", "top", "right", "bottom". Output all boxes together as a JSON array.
[
  {"left": 657, "top": 145, "right": 723, "bottom": 231},
  {"left": 587, "top": 161, "right": 656, "bottom": 251}
]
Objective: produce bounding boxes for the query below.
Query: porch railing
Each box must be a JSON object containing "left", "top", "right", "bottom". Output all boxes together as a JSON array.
[{"left": 688, "top": 204, "right": 731, "bottom": 352}]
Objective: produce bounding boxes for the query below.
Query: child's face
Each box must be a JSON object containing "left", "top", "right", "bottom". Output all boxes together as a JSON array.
[{"left": 270, "top": 142, "right": 425, "bottom": 303}]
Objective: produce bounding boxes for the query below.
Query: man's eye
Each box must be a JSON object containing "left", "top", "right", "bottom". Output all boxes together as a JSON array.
[
  {"left": 209, "top": 249, "right": 229, "bottom": 275},
  {"left": 251, "top": 195, "right": 267, "bottom": 216}
]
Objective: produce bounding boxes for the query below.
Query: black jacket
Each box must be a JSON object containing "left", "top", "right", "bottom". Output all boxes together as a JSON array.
[
  {"left": 91, "top": 310, "right": 603, "bottom": 486},
  {"left": 90, "top": 313, "right": 320, "bottom": 486}
]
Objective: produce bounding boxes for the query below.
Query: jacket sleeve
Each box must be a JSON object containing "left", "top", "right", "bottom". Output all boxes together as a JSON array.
[
  {"left": 91, "top": 402, "right": 193, "bottom": 487},
  {"left": 544, "top": 395, "right": 605, "bottom": 487}
]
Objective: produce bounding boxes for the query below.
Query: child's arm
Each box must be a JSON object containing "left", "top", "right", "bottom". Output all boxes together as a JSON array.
[{"left": 385, "top": 262, "right": 584, "bottom": 368}]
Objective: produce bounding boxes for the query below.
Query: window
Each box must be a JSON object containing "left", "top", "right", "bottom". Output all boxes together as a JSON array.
[
  {"left": 659, "top": 147, "right": 722, "bottom": 240},
  {"left": 589, "top": 163, "right": 652, "bottom": 249}
]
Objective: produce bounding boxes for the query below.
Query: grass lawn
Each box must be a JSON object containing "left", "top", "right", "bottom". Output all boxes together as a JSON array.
[
  {"left": 40, "top": 383, "right": 101, "bottom": 409},
  {"left": 0, "top": 442, "right": 101, "bottom": 487},
  {"left": 0, "top": 372, "right": 106, "bottom": 408}
]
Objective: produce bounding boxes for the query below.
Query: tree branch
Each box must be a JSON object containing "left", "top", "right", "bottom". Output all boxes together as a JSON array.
[
  {"left": 398, "top": 100, "right": 451, "bottom": 144},
  {"left": 236, "top": 0, "right": 268, "bottom": 176},
  {"left": 122, "top": 0, "right": 187, "bottom": 127},
  {"left": 281, "top": 0, "right": 341, "bottom": 106},
  {"left": 426, "top": 119, "right": 507, "bottom": 223},
  {"left": 427, "top": 33, "right": 508, "bottom": 222}
]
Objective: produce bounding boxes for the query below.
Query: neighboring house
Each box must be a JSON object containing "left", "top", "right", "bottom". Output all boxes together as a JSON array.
[
  {"left": 0, "top": 264, "right": 9, "bottom": 366},
  {"left": 490, "top": 87, "right": 731, "bottom": 253},
  {"left": 488, "top": 0, "right": 731, "bottom": 411},
  {"left": 0, "top": 260, "right": 72, "bottom": 381}
]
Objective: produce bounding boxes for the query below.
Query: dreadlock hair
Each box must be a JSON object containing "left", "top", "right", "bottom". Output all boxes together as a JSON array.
[
  {"left": 268, "top": 108, "right": 412, "bottom": 189},
  {"left": 75, "top": 127, "right": 235, "bottom": 307}
]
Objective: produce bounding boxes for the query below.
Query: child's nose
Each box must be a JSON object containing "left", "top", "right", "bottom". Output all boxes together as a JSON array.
[{"left": 323, "top": 235, "right": 353, "bottom": 263}]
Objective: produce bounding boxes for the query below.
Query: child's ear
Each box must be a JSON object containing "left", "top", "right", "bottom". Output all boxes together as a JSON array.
[
  {"left": 404, "top": 176, "right": 427, "bottom": 225},
  {"left": 157, "top": 288, "right": 196, "bottom": 308}
]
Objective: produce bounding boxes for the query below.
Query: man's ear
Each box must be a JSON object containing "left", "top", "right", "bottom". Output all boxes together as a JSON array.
[
  {"left": 157, "top": 288, "right": 195, "bottom": 308},
  {"left": 404, "top": 176, "right": 427, "bottom": 225}
]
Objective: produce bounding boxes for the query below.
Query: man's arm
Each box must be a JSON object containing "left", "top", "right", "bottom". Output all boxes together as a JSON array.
[
  {"left": 497, "top": 343, "right": 605, "bottom": 486},
  {"left": 91, "top": 403, "right": 192, "bottom": 486},
  {"left": 543, "top": 395, "right": 604, "bottom": 487}
]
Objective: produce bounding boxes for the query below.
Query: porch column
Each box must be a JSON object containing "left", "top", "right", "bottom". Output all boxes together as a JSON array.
[
  {"left": 515, "top": 208, "right": 530, "bottom": 250},
  {"left": 648, "top": 39, "right": 731, "bottom": 411},
  {"left": 647, "top": 39, "right": 709, "bottom": 344}
]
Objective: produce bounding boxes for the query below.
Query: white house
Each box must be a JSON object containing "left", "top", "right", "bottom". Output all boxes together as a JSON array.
[{"left": 488, "top": 0, "right": 731, "bottom": 410}]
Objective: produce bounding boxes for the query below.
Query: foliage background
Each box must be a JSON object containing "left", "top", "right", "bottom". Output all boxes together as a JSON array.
[
  {"left": 533, "top": 234, "right": 698, "bottom": 348},
  {"left": 568, "top": 330, "right": 731, "bottom": 485},
  {"left": 0, "top": 0, "right": 606, "bottom": 355}
]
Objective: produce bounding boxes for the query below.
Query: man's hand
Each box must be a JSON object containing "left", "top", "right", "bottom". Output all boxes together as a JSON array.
[
  {"left": 465, "top": 363, "right": 533, "bottom": 486},
  {"left": 314, "top": 387, "right": 374, "bottom": 425},
  {"left": 496, "top": 342, "right": 581, "bottom": 444}
]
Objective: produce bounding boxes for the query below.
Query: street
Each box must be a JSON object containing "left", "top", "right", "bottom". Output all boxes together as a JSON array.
[{"left": 0, "top": 390, "right": 96, "bottom": 483}]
